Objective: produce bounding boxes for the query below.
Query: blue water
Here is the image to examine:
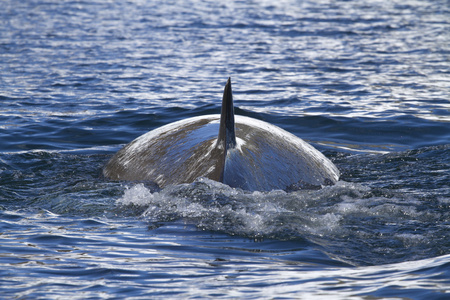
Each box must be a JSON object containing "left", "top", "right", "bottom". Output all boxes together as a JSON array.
[{"left": 1, "top": 0, "right": 449, "bottom": 298}]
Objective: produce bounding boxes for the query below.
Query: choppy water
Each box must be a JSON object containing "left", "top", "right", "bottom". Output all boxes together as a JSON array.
[{"left": 1, "top": 0, "right": 449, "bottom": 299}]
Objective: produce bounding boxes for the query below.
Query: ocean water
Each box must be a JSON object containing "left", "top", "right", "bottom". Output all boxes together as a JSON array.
[{"left": 1, "top": 0, "right": 449, "bottom": 299}]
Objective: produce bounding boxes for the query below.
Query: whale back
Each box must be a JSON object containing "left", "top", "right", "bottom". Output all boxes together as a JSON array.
[
  {"left": 103, "top": 78, "right": 340, "bottom": 191},
  {"left": 103, "top": 115, "right": 225, "bottom": 186},
  {"left": 103, "top": 115, "right": 339, "bottom": 191},
  {"left": 225, "top": 116, "right": 339, "bottom": 191}
]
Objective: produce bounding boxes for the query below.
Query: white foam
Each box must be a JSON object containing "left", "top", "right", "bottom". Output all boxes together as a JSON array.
[
  {"left": 116, "top": 183, "right": 154, "bottom": 206},
  {"left": 114, "top": 178, "right": 437, "bottom": 267},
  {"left": 397, "top": 233, "right": 426, "bottom": 247}
]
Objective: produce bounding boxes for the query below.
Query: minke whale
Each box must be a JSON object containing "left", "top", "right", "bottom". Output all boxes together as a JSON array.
[{"left": 103, "top": 78, "right": 339, "bottom": 191}]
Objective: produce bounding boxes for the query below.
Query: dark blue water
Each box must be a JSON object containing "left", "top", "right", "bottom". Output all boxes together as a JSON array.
[{"left": 1, "top": 0, "right": 449, "bottom": 298}]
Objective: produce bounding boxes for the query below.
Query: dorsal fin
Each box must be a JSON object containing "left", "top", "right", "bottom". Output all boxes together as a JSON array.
[{"left": 217, "top": 77, "right": 236, "bottom": 150}]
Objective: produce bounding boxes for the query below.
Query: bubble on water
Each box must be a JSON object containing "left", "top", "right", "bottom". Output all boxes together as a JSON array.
[{"left": 117, "top": 183, "right": 154, "bottom": 206}]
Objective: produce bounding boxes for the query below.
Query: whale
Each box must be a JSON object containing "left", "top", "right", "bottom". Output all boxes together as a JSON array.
[{"left": 103, "top": 78, "right": 339, "bottom": 191}]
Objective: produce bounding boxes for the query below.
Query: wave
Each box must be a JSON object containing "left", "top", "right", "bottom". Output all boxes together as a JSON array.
[{"left": 116, "top": 174, "right": 448, "bottom": 266}]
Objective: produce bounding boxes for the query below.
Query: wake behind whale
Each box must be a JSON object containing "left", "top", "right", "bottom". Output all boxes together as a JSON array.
[{"left": 103, "top": 78, "right": 339, "bottom": 191}]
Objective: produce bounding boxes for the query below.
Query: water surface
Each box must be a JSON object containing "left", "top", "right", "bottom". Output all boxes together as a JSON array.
[{"left": 1, "top": 0, "right": 449, "bottom": 298}]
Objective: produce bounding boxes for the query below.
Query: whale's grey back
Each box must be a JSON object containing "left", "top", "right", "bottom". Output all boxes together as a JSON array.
[
  {"left": 225, "top": 116, "right": 339, "bottom": 191},
  {"left": 103, "top": 78, "right": 339, "bottom": 191},
  {"left": 103, "top": 115, "right": 339, "bottom": 191}
]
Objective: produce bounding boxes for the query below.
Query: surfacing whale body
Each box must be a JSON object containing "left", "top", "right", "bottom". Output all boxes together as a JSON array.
[{"left": 103, "top": 78, "right": 339, "bottom": 191}]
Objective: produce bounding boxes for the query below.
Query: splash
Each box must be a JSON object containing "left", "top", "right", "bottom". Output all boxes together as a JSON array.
[{"left": 116, "top": 178, "right": 447, "bottom": 265}]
